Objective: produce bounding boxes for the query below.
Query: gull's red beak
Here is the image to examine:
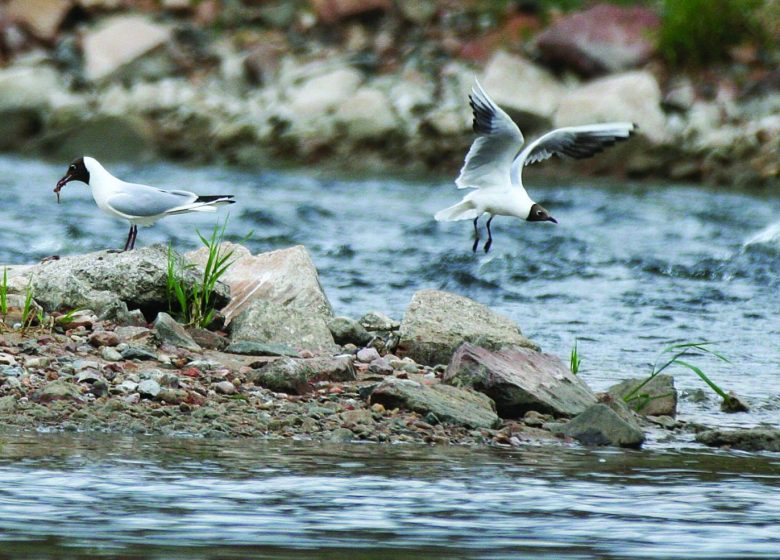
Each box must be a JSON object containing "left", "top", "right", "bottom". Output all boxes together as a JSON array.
[{"left": 54, "top": 173, "right": 72, "bottom": 203}]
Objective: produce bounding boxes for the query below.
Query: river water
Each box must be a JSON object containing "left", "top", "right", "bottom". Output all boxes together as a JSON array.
[{"left": 0, "top": 156, "right": 779, "bottom": 557}]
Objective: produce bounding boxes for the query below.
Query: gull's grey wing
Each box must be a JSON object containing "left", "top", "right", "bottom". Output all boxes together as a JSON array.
[
  {"left": 455, "top": 78, "right": 525, "bottom": 190},
  {"left": 107, "top": 182, "right": 198, "bottom": 217},
  {"left": 510, "top": 123, "right": 636, "bottom": 184}
]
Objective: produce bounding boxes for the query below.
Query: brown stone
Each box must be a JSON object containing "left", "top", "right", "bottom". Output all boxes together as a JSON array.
[{"left": 8, "top": 0, "right": 72, "bottom": 41}]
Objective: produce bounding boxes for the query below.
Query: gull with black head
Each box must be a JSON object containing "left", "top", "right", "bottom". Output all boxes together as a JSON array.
[
  {"left": 55, "top": 157, "right": 235, "bottom": 251},
  {"left": 435, "top": 78, "right": 636, "bottom": 252}
]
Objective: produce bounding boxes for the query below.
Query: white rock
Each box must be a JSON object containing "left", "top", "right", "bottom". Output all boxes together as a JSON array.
[
  {"left": 0, "top": 65, "right": 61, "bottom": 111},
  {"left": 8, "top": 0, "right": 71, "bottom": 41},
  {"left": 482, "top": 51, "right": 565, "bottom": 122},
  {"left": 334, "top": 86, "right": 398, "bottom": 139},
  {"left": 554, "top": 70, "right": 668, "bottom": 144},
  {"left": 82, "top": 15, "right": 172, "bottom": 82},
  {"left": 287, "top": 66, "right": 362, "bottom": 120}
]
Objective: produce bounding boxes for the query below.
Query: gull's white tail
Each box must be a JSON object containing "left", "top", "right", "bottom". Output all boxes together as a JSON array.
[
  {"left": 434, "top": 199, "right": 478, "bottom": 222},
  {"left": 166, "top": 196, "right": 235, "bottom": 216}
]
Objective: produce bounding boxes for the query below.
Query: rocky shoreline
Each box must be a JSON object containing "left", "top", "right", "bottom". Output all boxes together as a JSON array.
[
  {"left": 2, "top": 243, "right": 777, "bottom": 452},
  {"left": 0, "top": 1, "right": 777, "bottom": 187}
]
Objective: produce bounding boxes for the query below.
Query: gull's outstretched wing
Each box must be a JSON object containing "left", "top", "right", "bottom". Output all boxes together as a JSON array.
[
  {"left": 107, "top": 183, "right": 197, "bottom": 217},
  {"left": 455, "top": 78, "right": 525, "bottom": 190},
  {"left": 510, "top": 123, "right": 636, "bottom": 184}
]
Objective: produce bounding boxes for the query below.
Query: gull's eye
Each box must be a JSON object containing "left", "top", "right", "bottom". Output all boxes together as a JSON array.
[
  {"left": 69, "top": 165, "right": 76, "bottom": 171},
  {"left": 536, "top": 210, "right": 544, "bottom": 216}
]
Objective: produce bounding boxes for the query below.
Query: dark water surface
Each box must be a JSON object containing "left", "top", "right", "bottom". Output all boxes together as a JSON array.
[
  {"left": 1, "top": 156, "right": 779, "bottom": 558},
  {"left": 0, "top": 433, "right": 779, "bottom": 559}
]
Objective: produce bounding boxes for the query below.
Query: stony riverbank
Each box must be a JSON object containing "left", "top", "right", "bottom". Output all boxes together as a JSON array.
[
  {"left": 1, "top": 243, "right": 776, "bottom": 451},
  {"left": 0, "top": 1, "right": 777, "bottom": 187}
]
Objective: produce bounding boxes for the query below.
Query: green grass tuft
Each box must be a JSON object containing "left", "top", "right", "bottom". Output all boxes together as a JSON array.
[
  {"left": 570, "top": 338, "right": 582, "bottom": 375},
  {"left": 658, "top": 0, "right": 767, "bottom": 68}
]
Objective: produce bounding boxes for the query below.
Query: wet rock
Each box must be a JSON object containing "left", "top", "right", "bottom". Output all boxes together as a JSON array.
[
  {"left": 138, "top": 379, "right": 161, "bottom": 398},
  {"left": 34, "top": 381, "right": 82, "bottom": 402},
  {"left": 356, "top": 347, "right": 381, "bottom": 363},
  {"left": 311, "top": 0, "right": 390, "bottom": 24},
  {"left": 397, "top": 290, "right": 539, "bottom": 366},
  {"left": 214, "top": 380, "right": 237, "bottom": 395},
  {"left": 224, "top": 340, "right": 300, "bottom": 358},
  {"left": 328, "top": 316, "right": 372, "bottom": 346},
  {"left": 10, "top": 245, "right": 229, "bottom": 320},
  {"left": 88, "top": 330, "right": 120, "bottom": 348},
  {"left": 607, "top": 374, "right": 677, "bottom": 417},
  {"left": 696, "top": 428, "right": 780, "bottom": 452},
  {"left": 554, "top": 71, "right": 668, "bottom": 144},
  {"left": 8, "top": 0, "right": 72, "bottom": 41},
  {"left": 443, "top": 343, "right": 597, "bottom": 418},
  {"left": 187, "top": 244, "right": 332, "bottom": 325},
  {"left": 248, "top": 356, "right": 356, "bottom": 394},
  {"left": 537, "top": 4, "right": 661, "bottom": 76},
  {"left": 369, "top": 377, "right": 500, "bottom": 429},
  {"left": 721, "top": 391, "right": 750, "bottom": 413},
  {"left": 82, "top": 15, "right": 173, "bottom": 82},
  {"left": 329, "top": 427, "right": 355, "bottom": 442},
  {"left": 153, "top": 312, "right": 202, "bottom": 352},
  {"left": 551, "top": 403, "right": 645, "bottom": 448},
  {"left": 481, "top": 51, "right": 564, "bottom": 130},
  {"left": 229, "top": 300, "right": 338, "bottom": 356},
  {"left": 359, "top": 311, "right": 399, "bottom": 331}
]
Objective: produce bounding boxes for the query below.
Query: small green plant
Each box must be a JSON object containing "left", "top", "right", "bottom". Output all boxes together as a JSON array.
[
  {"left": 658, "top": 0, "right": 767, "bottom": 68},
  {"left": 20, "top": 280, "right": 35, "bottom": 333},
  {"left": 624, "top": 341, "right": 732, "bottom": 410},
  {"left": 167, "top": 217, "right": 239, "bottom": 328},
  {"left": 0, "top": 267, "right": 8, "bottom": 320},
  {"left": 570, "top": 338, "right": 582, "bottom": 375}
]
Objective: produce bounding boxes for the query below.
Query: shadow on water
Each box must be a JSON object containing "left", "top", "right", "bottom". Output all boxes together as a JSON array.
[{"left": 0, "top": 432, "right": 779, "bottom": 559}]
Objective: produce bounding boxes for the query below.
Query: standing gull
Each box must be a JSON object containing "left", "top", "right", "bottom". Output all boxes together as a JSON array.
[
  {"left": 55, "top": 157, "right": 235, "bottom": 251},
  {"left": 435, "top": 78, "right": 636, "bottom": 252}
]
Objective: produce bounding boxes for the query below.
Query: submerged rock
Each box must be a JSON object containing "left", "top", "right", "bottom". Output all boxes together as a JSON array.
[
  {"left": 229, "top": 300, "right": 338, "bottom": 356},
  {"left": 607, "top": 374, "right": 677, "bottom": 417},
  {"left": 551, "top": 403, "right": 645, "bottom": 448},
  {"left": 187, "top": 244, "right": 332, "bottom": 325},
  {"left": 443, "top": 343, "right": 597, "bottom": 418},
  {"left": 369, "top": 377, "right": 500, "bottom": 429},
  {"left": 696, "top": 428, "right": 780, "bottom": 452},
  {"left": 397, "top": 290, "right": 538, "bottom": 366},
  {"left": 248, "top": 356, "right": 356, "bottom": 394}
]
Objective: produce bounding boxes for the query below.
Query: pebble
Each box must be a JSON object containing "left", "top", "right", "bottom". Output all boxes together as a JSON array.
[
  {"left": 368, "top": 357, "right": 393, "bottom": 375},
  {"left": 356, "top": 347, "right": 381, "bottom": 363},
  {"left": 123, "top": 393, "right": 140, "bottom": 404},
  {"left": 0, "top": 365, "right": 24, "bottom": 377},
  {"left": 215, "top": 380, "right": 237, "bottom": 395},
  {"left": 76, "top": 370, "right": 102, "bottom": 383},
  {"left": 88, "top": 331, "right": 120, "bottom": 348},
  {"left": 101, "top": 347, "right": 123, "bottom": 362},
  {"left": 138, "top": 379, "right": 161, "bottom": 397},
  {"left": 24, "top": 357, "right": 50, "bottom": 369},
  {"left": 118, "top": 380, "right": 139, "bottom": 393},
  {"left": 121, "top": 346, "right": 158, "bottom": 361}
]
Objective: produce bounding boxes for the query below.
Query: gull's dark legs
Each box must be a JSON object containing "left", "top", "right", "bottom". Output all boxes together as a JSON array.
[
  {"left": 472, "top": 216, "right": 480, "bottom": 253},
  {"left": 484, "top": 215, "right": 495, "bottom": 253},
  {"left": 122, "top": 225, "right": 134, "bottom": 252},
  {"left": 129, "top": 225, "right": 138, "bottom": 250}
]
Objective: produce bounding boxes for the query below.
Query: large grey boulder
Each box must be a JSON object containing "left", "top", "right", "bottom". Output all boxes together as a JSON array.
[
  {"left": 187, "top": 243, "right": 332, "bottom": 325},
  {"left": 229, "top": 300, "right": 338, "bottom": 356},
  {"left": 369, "top": 377, "right": 501, "bottom": 429},
  {"left": 481, "top": 51, "right": 564, "bottom": 130},
  {"left": 443, "top": 343, "right": 597, "bottom": 418},
  {"left": 82, "top": 15, "right": 173, "bottom": 82},
  {"left": 696, "top": 428, "right": 780, "bottom": 452},
  {"left": 554, "top": 71, "right": 668, "bottom": 144},
  {"left": 0, "top": 65, "right": 61, "bottom": 149},
  {"left": 608, "top": 374, "right": 677, "bottom": 417},
  {"left": 6, "top": 245, "right": 229, "bottom": 320},
  {"left": 248, "top": 356, "right": 356, "bottom": 394},
  {"left": 536, "top": 4, "right": 661, "bottom": 76},
  {"left": 551, "top": 403, "right": 645, "bottom": 448},
  {"left": 397, "top": 290, "right": 538, "bottom": 366}
]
